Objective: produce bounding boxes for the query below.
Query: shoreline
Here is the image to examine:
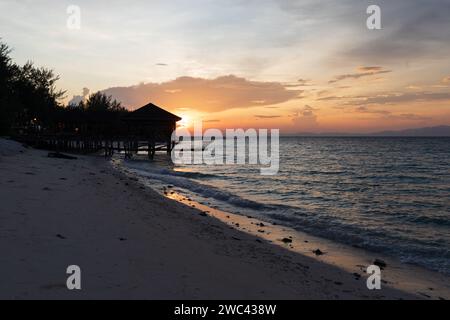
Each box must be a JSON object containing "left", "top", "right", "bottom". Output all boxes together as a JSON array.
[
  {"left": 0, "top": 139, "right": 448, "bottom": 299},
  {"left": 115, "top": 155, "right": 450, "bottom": 300}
]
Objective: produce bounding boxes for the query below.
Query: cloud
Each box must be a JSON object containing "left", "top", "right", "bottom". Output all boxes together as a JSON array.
[
  {"left": 389, "top": 114, "right": 430, "bottom": 121},
  {"left": 351, "top": 107, "right": 430, "bottom": 122},
  {"left": 291, "top": 105, "right": 319, "bottom": 131},
  {"left": 341, "top": 0, "right": 450, "bottom": 63},
  {"left": 68, "top": 87, "right": 90, "bottom": 106},
  {"left": 329, "top": 67, "right": 391, "bottom": 84},
  {"left": 355, "top": 106, "right": 390, "bottom": 115},
  {"left": 254, "top": 115, "right": 282, "bottom": 119},
  {"left": 278, "top": 0, "right": 450, "bottom": 65},
  {"left": 297, "top": 79, "right": 314, "bottom": 86},
  {"left": 318, "top": 91, "right": 450, "bottom": 106},
  {"left": 357, "top": 66, "right": 383, "bottom": 72},
  {"left": 102, "top": 75, "right": 303, "bottom": 112},
  {"left": 348, "top": 92, "right": 450, "bottom": 106}
]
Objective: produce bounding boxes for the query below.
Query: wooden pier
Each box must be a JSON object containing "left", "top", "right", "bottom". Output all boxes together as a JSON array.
[{"left": 14, "top": 102, "right": 181, "bottom": 160}]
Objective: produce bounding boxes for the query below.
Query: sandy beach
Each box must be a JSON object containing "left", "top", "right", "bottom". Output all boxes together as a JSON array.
[{"left": 0, "top": 138, "right": 448, "bottom": 300}]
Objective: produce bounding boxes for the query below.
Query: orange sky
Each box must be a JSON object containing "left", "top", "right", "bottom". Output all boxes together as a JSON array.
[{"left": 2, "top": 0, "right": 449, "bottom": 133}]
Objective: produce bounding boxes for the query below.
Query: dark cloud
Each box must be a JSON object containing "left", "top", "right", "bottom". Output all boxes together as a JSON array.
[
  {"left": 386, "top": 113, "right": 430, "bottom": 121},
  {"left": 277, "top": 0, "right": 450, "bottom": 64},
  {"left": 102, "top": 75, "right": 303, "bottom": 112},
  {"left": 254, "top": 115, "right": 282, "bottom": 119},
  {"left": 342, "top": 0, "right": 450, "bottom": 63},
  {"left": 203, "top": 119, "right": 221, "bottom": 123},
  {"left": 357, "top": 66, "right": 383, "bottom": 72},
  {"left": 297, "top": 79, "right": 314, "bottom": 86},
  {"left": 317, "top": 95, "right": 365, "bottom": 101},
  {"left": 346, "top": 106, "right": 429, "bottom": 122},
  {"left": 329, "top": 67, "right": 391, "bottom": 84}
]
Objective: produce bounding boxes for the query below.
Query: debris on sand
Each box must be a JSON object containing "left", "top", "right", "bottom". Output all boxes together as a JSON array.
[
  {"left": 373, "top": 259, "right": 387, "bottom": 269},
  {"left": 48, "top": 152, "right": 77, "bottom": 160},
  {"left": 281, "top": 238, "right": 293, "bottom": 244},
  {"left": 313, "top": 249, "right": 324, "bottom": 256}
]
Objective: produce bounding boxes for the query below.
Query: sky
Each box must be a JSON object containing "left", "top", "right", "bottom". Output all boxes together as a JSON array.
[{"left": 1, "top": 0, "right": 450, "bottom": 133}]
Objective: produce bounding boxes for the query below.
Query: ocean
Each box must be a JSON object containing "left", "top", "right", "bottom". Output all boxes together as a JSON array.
[{"left": 119, "top": 137, "right": 450, "bottom": 275}]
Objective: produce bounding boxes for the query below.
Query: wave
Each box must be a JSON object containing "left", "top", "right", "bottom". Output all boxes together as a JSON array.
[{"left": 123, "top": 161, "right": 266, "bottom": 210}]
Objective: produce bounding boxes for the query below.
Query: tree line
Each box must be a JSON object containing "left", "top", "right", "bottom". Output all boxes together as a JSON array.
[{"left": 0, "top": 39, "right": 126, "bottom": 135}]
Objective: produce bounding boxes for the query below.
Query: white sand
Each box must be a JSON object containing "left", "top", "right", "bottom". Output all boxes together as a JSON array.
[{"left": 0, "top": 138, "right": 436, "bottom": 299}]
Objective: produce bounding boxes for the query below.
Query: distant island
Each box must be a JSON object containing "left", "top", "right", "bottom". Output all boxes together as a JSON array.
[{"left": 286, "top": 125, "right": 450, "bottom": 137}]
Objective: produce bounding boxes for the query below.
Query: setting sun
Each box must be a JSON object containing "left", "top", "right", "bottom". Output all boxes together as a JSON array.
[{"left": 177, "top": 114, "right": 191, "bottom": 128}]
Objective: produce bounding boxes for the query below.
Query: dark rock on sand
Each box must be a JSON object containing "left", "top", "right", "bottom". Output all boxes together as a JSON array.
[
  {"left": 373, "top": 259, "right": 387, "bottom": 269},
  {"left": 281, "top": 238, "right": 293, "bottom": 244},
  {"left": 313, "top": 249, "right": 324, "bottom": 256}
]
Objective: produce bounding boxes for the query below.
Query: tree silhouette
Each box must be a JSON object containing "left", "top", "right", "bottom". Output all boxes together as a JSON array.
[
  {"left": 0, "top": 39, "right": 128, "bottom": 137},
  {"left": 0, "top": 40, "right": 66, "bottom": 134},
  {"left": 84, "top": 92, "right": 124, "bottom": 112}
]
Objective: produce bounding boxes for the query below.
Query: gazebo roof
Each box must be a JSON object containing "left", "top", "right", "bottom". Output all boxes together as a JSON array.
[{"left": 124, "top": 103, "right": 182, "bottom": 122}]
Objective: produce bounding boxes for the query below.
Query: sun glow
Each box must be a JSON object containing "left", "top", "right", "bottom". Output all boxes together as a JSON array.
[{"left": 178, "top": 114, "right": 192, "bottom": 128}]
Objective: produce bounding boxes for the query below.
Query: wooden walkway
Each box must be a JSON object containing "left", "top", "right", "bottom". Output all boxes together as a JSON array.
[{"left": 15, "top": 133, "right": 174, "bottom": 159}]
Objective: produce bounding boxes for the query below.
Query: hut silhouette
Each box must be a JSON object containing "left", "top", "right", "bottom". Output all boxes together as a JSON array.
[
  {"left": 16, "top": 102, "right": 182, "bottom": 160},
  {"left": 122, "top": 103, "right": 182, "bottom": 158}
]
